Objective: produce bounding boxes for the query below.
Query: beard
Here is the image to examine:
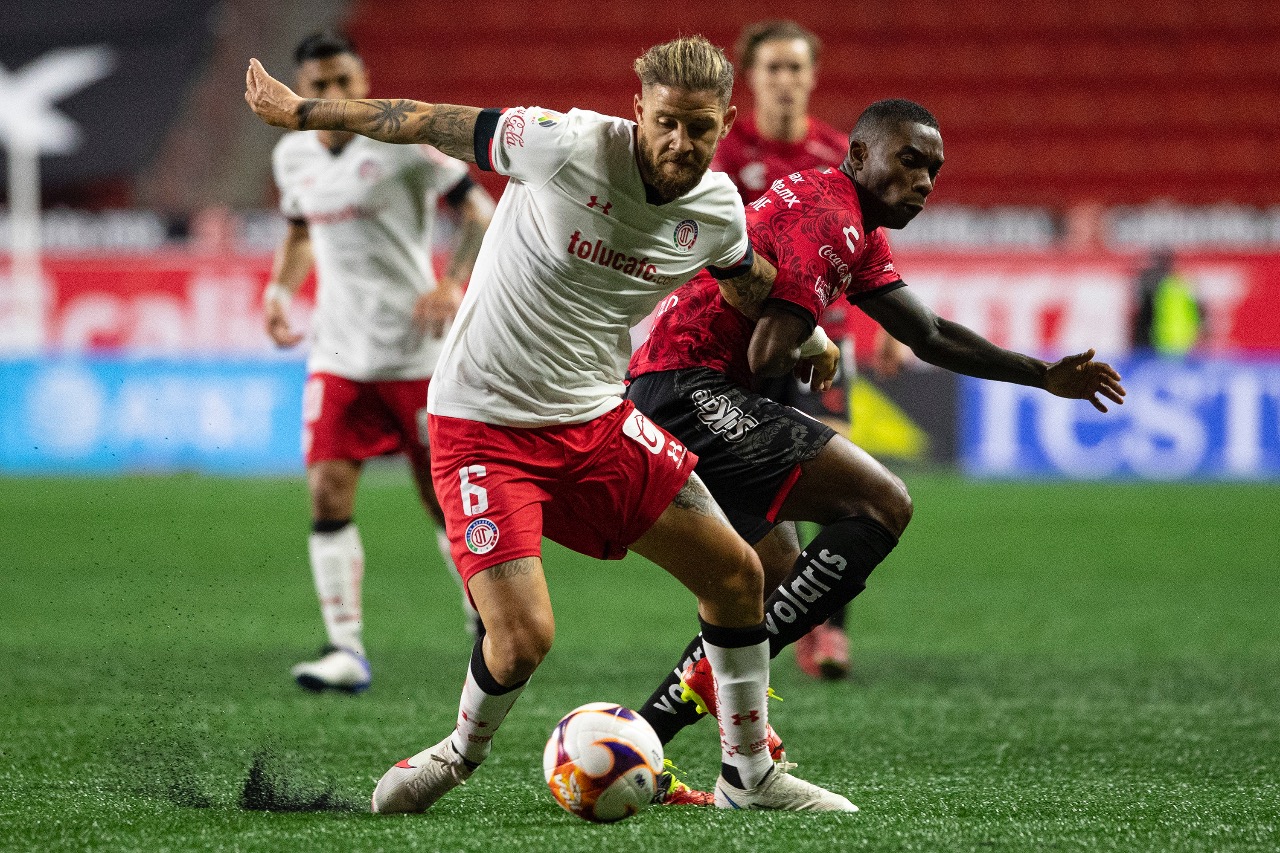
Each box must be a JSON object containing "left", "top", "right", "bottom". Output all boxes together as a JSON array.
[{"left": 637, "top": 141, "right": 711, "bottom": 203}]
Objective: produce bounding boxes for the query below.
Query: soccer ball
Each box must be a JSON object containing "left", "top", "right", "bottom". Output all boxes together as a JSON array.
[{"left": 543, "top": 702, "right": 664, "bottom": 823}]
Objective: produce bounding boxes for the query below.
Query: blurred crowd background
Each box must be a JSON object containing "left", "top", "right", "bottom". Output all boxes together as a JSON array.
[{"left": 3, "top": 0, "right": 1279, "bottom": 479}]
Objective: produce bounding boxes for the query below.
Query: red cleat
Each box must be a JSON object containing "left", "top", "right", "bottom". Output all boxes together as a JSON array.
[
  {"left": 679, "top": 657, "right": 787, "bottom": 762},
  {"left": 653, "top": 760, "right": 714, "bottom": 806}
]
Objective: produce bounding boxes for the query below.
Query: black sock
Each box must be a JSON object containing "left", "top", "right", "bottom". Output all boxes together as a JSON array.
[
  {"left": 637, "top": 633, "right": 707, "bottom": 744},
  {"left": 312, "top": 517, "right": 351, "bottom": 534},
  {"left": 824, "top": 604, "right": 848, "bottom": 630},
  {"left": 764, "top": 515, "right": 898, "bottom": 655}
]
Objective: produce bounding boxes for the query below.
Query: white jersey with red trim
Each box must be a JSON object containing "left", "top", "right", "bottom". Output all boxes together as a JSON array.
[
  {"left": 273, "top": 132, "right": 469, "bottom": 380},
  {"left": 427, "top": 107, "right": 751, "bottom": 427}
]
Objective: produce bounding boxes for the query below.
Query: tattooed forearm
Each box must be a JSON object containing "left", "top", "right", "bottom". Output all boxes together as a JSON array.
[
  {"left": 672, "top": 474, "right": 731, "bottom": 524},
  {"left": 487, "top": 557, "right": 540, "bottom": 581},
  {"left": 286, "top": 96, "right": 479, "bottom": 160},
  {"left": 296, "top": 99, "right": 319, "bottom": 130},
  {"left": 367, "top": 99, "right": 414, "bottom": 135},
  {"left": 718, "top": 255, "right": 776, "bottom": 319},
  {"left": 423, "top": 105, "right": 483, "bottom": 162}
]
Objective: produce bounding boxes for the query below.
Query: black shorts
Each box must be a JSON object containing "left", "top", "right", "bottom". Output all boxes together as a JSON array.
[{"left": 625, "top": 368, "right": 836, "bottom": 544}]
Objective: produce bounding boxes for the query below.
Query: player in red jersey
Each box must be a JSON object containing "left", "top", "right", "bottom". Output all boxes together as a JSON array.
[
  {"left": 628, "top": 98, "right": 1126, "bottom": 750},
  {"left": 712, "top": 20, "right": 905, "bottom": 678}
]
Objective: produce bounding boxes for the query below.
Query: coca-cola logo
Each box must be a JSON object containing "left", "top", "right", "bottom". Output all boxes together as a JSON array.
[{"left": 503, "top": 111, "right": 526, "bottom": 147}]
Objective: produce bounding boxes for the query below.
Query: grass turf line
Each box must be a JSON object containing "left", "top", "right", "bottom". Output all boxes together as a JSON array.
[{"left": 0, "top": 473, "right": 1277, "bottom": 852}]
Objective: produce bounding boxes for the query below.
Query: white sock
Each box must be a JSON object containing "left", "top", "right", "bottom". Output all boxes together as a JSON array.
[
  {"left": 450, "top": 645, "right": 527, "bottom": 766},
  {"left": 437, "top": 528, "right": 481, "bottom": 636},
  {"left": 307, "top": 523, "right": 366, "bottom": 657},
  {"left": 702, "top": 625, "right": 773, "bottom": 789}
]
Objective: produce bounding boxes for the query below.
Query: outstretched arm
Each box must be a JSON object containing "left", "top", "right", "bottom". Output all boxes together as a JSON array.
[
  {"left": 245, "top": 58, "right": 480, "bottom": 162},
  {"left": 862, "top": 287, "right": 1126, "bottom": 412}
]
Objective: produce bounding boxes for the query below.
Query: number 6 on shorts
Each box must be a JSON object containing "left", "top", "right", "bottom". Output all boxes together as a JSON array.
[{"left": 459, "top": 465, "right": 489, "bottom": 516}]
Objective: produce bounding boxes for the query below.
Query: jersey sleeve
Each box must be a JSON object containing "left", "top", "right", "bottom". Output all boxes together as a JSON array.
[
  {"left": 472, "top": 106, "right": 579, "bottom": 188},
  {"left": 748, "top": 198, "right": 826, "bottom": 322},
  {"left": 844, "top": 229, "right": 905, "bottom": 304},
  {"left": 705, "top": 192, "right": 754, "bottom": 279},
  {"left": 271, "top": 140, "right": 304, "bottom": 220}
]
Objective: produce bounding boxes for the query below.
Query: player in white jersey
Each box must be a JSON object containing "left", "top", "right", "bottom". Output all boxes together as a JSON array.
[
  {"left": 263, "top": 32, "right": 494, "bottom": 694},
  {"left": 248, "top": 35, "right": 855, "bottom": 813}
]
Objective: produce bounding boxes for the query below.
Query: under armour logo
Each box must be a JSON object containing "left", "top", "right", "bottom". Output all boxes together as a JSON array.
[
  {"left": 587, "top": 196, "right": 612, "bottom": 215},
  {"left": 731, "top": 710, "right": 760, "bottom": 725}
]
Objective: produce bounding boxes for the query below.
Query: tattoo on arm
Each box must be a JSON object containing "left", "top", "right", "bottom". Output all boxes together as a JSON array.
[
  {"left": 296, "top": 99, "right": 319, "bottom": 130},
  {"left": 367, "top": 99, "right": 414, "bottom": 135},
  {"left": 719, "top": 256, "right": 775, "bottom": 319},
  {"left": 671, "top": 474, "right": 731, "bottom": 525},
  {"left": 421, "top": 105, "right": 482, "bottom": 162},
  {"left": 487, "top": 557, "right": 540, "bottom": 581},
  {"left": 296, "top": 98, "right": 479, "bottom": 161}
]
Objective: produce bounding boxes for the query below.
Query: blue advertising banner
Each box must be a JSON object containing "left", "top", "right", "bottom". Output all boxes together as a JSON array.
[
  {"left": 0, "top": 357, "right": 306, "bottom": 474},
  {"left": 960, "top": 356, "right": 1280, "bottom": 480}
]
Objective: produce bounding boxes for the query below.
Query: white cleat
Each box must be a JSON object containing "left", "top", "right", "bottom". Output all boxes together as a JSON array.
[
  {"left": 715, "top": 762, "right": 858, "bottom": 812},
  {"left": 371, "top": 737, "right": 474, "bottom": 814},
  {"left": 291, "top": 645, "right": 371, "bottom": 694}
]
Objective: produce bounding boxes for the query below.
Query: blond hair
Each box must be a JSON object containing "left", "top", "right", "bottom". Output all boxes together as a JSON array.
[{"left": 633, "top": 35, "right": 734, "bottom": 107}]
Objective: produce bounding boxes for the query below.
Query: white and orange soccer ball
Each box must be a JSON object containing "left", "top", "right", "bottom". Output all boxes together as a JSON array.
[{"left": 543, "top": 702, "right": 664, "bottom": 823}]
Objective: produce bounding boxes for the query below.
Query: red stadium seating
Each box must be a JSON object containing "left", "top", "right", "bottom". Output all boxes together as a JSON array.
[{"left": 345, "top": 0, "right": 1279, "bottom": 208}]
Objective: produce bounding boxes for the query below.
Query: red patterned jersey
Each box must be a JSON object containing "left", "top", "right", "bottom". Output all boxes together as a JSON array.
[
  {"left": 629, "top": 167, "right": 905, "bottom": 387},
  {"left": 712, "top": 113, "right": 855, "bottom": 342},
  {"left": 712, "top": 113, "right": 850, "bottom": 206}
]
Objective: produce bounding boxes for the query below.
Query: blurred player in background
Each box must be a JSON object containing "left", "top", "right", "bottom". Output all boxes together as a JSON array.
[
  {"left": 248, "top": 35, "right": 857, "bottom": 813},
  {"left": 628, "top": 98, "right": 1127, "bottom": 753},
  {"left": 713, "top": 20, "right": 907, "bottom": 678},
  {"left": 263, "top": 31, "right": 494, "bottom": 694}
]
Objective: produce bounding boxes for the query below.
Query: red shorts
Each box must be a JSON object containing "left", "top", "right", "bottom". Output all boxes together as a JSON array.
[
  {"left": 429, "top": 401, "right": 698, "bottom": 586},
  {"left": 302, "top": 372, "right": 431, "bottom": 469}
]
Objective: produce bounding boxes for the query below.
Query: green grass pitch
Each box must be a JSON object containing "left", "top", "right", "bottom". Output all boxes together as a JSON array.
[{"left": 1, "top": 471, "right": 1277, "bottom": 851}]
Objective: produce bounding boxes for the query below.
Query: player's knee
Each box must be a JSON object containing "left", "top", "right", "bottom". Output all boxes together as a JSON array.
[
  {"left": 880, "top": 473, "right": 913, "bottom": 538},
  {"left": 485, "top": 618, "right": 554, "bottom": 683},
  {"left": 715, "top": 541, "right": 764, "bottom": 610},
  {"left": 308, "top": 468, "right": 356, "bottom": 520}
]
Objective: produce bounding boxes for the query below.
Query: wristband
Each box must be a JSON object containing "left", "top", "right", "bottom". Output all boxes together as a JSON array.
[
  {"left": 798, "top": 324, "right": 829, "bottom": 358},
  {"left": 263, "top": 282, "right": 293, "bottom": 308}
]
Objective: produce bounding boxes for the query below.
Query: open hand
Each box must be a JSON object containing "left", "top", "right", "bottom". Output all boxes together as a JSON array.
[
  {"left": 245, "top": 58, "right": 304, "bottom": 129},
  {"left": 1045, "top": 348, "right": 1126, "bottom": 412}
]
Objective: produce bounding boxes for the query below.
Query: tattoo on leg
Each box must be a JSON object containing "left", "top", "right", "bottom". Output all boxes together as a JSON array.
[
  {"left": 672, "top": 474, "right": 730, "bottom": 524},
  {"left": 487, "top": 557, "right": 540, "bottom": 581}
]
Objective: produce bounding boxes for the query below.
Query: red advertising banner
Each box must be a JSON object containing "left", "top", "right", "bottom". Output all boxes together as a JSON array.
[
  {"left": 845, "top": 249, "right": 1280, "bottom": 359},
  {"left": 2, "top": 249, "right": 1279, "bottom": 356},
  {"left": 0, "top": 253, "right": 308, "bottom": 354}
]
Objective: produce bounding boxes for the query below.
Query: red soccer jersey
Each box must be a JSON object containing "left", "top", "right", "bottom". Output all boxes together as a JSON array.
[
  {"left": 629, "top": 167, "right": 905, "bottom": 388},
  {"left": 712, "top": 113, "right": 850, "bottom": 206}
]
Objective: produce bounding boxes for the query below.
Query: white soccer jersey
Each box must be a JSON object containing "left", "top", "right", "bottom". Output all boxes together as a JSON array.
[
  {"left": 272, "top": 132, "right": 470, "bottom": 380},
  {"left": 427, "top": 107, "right": 752, "bottom": 427}
]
